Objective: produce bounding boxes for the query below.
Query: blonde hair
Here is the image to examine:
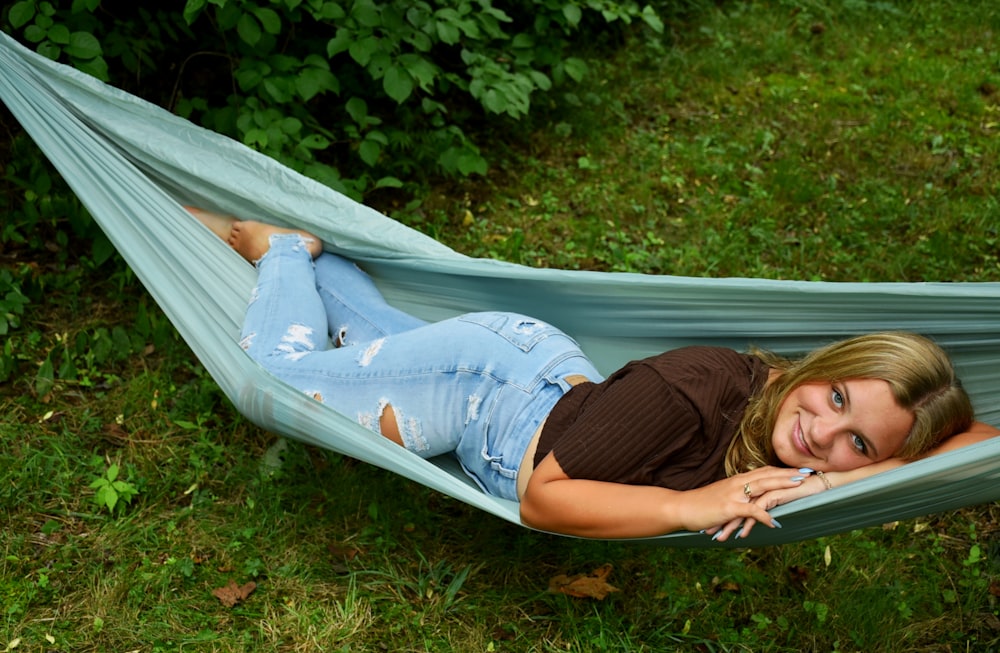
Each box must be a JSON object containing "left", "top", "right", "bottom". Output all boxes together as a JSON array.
[{"left": 725, "top": 332, "right": 973, "bottom": 475}]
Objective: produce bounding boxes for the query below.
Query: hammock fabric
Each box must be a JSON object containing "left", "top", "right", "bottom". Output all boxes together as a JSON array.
[{"left": 2, "top": 32, "right": 999, "bottom": 546}]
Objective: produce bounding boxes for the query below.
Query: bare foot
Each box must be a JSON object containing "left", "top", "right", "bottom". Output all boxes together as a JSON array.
[
  {"left": 186, "top": 206, "right": 237, "bottom": 241},
  {"left": 228, "top": 220, "right": 323, "bottom": 262}
]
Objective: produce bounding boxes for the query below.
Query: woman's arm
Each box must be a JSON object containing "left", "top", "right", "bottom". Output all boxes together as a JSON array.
[
  {"left": 754, "top": 420, "right": 1000, "bottom": 510},
  {"left": 519, "top": 452, "right": 805, "bottom": 539}
]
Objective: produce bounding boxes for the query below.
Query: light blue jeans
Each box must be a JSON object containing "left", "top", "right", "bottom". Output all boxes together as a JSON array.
[{"left": 240, "top": 235, "right": 602, "bottom": 500}]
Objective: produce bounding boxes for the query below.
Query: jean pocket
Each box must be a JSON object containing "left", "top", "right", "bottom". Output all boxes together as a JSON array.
[{"left": 457, "top": 312, "right": 564, "bottom": 353}]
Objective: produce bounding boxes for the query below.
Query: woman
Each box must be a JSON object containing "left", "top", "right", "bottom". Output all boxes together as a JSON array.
[{"left": 190, "top": 209, "right": 1000, "bottom": 541}]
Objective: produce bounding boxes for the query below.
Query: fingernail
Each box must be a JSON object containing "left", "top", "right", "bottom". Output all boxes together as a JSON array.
[
  {"left": 711, "top": 531, "right": 723, "bottom": 541},
  {"left": 798, "top": 467, "right": 814, "bottom": 474},
  {"left": 771, "top": 519, "right": 783, "bottom": 528},
  {"left": 735, "top": 527, "right": 745, "bottom": 539},
  {"left": 790, "top": 476, "right": 805, "bottom": 482},
  {"left": 698, "top": 529, "right": 706, "bottom": 534}
]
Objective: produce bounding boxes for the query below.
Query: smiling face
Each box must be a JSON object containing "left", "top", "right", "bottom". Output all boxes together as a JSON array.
[{"left": 770, "top": 378, "right": 915, "bottom": 471}]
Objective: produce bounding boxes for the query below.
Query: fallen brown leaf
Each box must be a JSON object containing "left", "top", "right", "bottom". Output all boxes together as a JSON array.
[
  {"left": 328, "top": 544, "right": 360, "bottom": 560},
  {"left": 211, "top": 580, "right": 257, "bottom": 607},
  {"left": 710, "top": 576, "right": 741, "bottom": 594},
  {"left": 548, "top": 564, "right": 620, "bottom": 600}
]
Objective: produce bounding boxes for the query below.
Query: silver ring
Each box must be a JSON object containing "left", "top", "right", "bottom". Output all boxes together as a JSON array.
[{"left": 743, "top": 482, "right": 752, "bottom": 499}]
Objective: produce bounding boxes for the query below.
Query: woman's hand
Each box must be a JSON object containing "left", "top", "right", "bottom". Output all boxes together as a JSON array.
[
  {"left": 692, "top": 466, "right": 809, "bottom": 541},
  {"left": 753, "top": 473, "right": 830, "bottom": 512}
]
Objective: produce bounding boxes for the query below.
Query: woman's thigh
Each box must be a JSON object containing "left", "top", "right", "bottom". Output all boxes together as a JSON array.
[{"left": 253, "top": 312, "right": 598, "bottom": 479}]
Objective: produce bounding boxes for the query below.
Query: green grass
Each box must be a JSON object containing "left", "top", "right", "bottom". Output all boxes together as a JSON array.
[{"left": 4, "top": 1, "right": 1000, "bottom": 651}]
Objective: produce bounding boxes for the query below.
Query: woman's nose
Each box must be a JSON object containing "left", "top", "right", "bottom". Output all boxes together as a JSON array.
[{"left": 811, "top": 418, "right": 840, "bottom": 448}]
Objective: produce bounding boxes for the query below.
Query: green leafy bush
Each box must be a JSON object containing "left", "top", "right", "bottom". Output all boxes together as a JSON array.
[{"left": 2, "top": 0, "right": 666, "bottom": 200}]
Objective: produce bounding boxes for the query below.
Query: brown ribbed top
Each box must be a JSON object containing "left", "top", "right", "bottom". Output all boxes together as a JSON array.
[{"left": 534, "top": 346, "right": 769, "bottom": 490}]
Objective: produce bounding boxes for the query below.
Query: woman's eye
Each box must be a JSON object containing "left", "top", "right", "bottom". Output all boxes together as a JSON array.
[
  {"left": 831, "top": 388, "right": 844, "bottom": 408},
  {"left": 851, "top": 434, "right": 868, "bottom": 455}
]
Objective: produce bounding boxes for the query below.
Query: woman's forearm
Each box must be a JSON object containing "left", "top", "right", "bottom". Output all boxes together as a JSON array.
[
  {"left": 520, "top": 457, "right": 802, "bottom": 539},
  {"left": 783, "top": 421, "right": 1000, "bottom": 495},
  {"left": 519, "top": 478, "right": 688, "bottom": 539}
]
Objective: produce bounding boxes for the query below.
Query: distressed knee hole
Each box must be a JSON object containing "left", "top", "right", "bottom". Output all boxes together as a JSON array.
[
  {"left": 365, "top": 401, "right": 427, "bottom": 453},
  {"left": 334, "top": 325, "right": 349, "bottom": 348},
  {"left": 379, "top": 404, "right": 404, "bottom": 447}
]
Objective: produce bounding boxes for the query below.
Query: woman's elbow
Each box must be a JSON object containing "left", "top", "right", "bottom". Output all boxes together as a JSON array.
[{"left": 518, "top": 494, "right": 547, "bottom": 530}]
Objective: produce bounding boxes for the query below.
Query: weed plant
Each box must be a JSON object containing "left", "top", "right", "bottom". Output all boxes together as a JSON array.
[{"left": 3, "top": 1, "right": 1000, "bottom": 652}]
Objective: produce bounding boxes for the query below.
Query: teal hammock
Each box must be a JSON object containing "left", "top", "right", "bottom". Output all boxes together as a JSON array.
[{"left": 2, "top": 32, "right": 999, "bottom": 546}]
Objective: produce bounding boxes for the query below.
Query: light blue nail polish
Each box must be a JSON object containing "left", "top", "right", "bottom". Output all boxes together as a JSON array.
[
  {"left": 711, "top": 531, "right": 722, "bottom": 541},
  {"left": 698, "top": 529, "right": 706, "bottom": 534},
  {"left": 790, "top": 476, "right": 805, "bottom": 482},
  {"left": 772, "top": 519, "right": 783, "bottom": 528},
  {"left": 798, "top": 467, "right": 814, "bottom": 474},
  {"left": 735, "top": 527, "right": 745, "bottom": 539}
]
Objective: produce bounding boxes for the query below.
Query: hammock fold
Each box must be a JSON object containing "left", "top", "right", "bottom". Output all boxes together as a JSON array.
[{"left": 2, "top": 31, "right": 999, "bottom": 546}]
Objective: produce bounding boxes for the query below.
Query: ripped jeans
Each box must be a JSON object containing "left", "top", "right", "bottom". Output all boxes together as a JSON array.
[{"left": 240, "top": 235, "right": 602, "bottom": 500}]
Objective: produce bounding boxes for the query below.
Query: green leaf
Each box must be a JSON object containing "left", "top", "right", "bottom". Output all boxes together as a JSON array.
[
  {"left": 435, "top": 21, "right": 460, "bottom": 45},
  {"left": 374, "top": 176, "right": 403, "bottom": 189},
  {"left": 511, "top": 33, "right": 534, "bottom": 49},
  {"left": 345, "top": 97, "right": 368, "bottom": 124},
  {"left": 359, "top": 138, "right": 380, "bottom": 166},
  {"left": 237, "top": 12, "right": 262, "bottom": 46},
  {"left": 529, "top": 70, "right": 551, "bottom": 91},
  {"left": 641, "top": 5, "right": 664, "bottom": 33},
  {"left": 398, "top": 54, "right": 437, "bottom": 89},
  {"left": 253, "top": 7, "right": 282, "bottom": 34},
  {"left": 279, "top": 116, "right": 303, "bottom": 135},
  {"left": 482, "top": 88, "right": 504, "bottom": 114},
  {"left": 72, "top": 55, "right": 109, "bottom": 81},
  {"left": 352, "top": 0, "right": 380, "bottom": 27},
  {"left": 8, "top": 1, "right": 36, "bottom": 29},
  {"left": 64, "top": 31, "right": 101, "bottom": 59},
  {"left": 383, "top": 65, "right": 414, "bottom": 103},
  {"left": 318, "top": 2, "right": 345, "bottom": 20},
  {"left": 235, "top": 65, "right": 265, "bottom": 91},
  {"left": 103, "top": 488, "right": 118, "bottom": 512},
  {"left": 348, "top": 35, "right": 380, "bottom": 66},
  {"left": 562, "top": 4, "right": 582, "bottom": 27},
  {"left": 183, "top": 0, "right": 208, "bottom": 24},
  {"left": 35, "top": 357, "right": 54, "bottom": 397},
  {"left": 563, "top": 57, "right": 587, "bottom": 82},
  {"left": 107, "top": 463, "right": 119, "bottom": 482},
  {"left": 263, "top": 78, "right": 292, "bottom": 103},
  {"left": 457, "top": 151, "right": 487, "bottom": 176},
  {"left": 296, "top": 66, "right": 340, "bottom": 101},
  {"left": 91, "top": 232, "right": 115, "bottom": 266},
  {"left": 365, "top": 129, "right": 387, "bottom": 145},
  {"left": 47, "top": 24, "right": 70, "bottom": 45},
  {"left": 327, "top": 28, "right": 352, "bottom": 57},
  {"left": 299, "top": 134, "right": 331, "bottom": 149}
]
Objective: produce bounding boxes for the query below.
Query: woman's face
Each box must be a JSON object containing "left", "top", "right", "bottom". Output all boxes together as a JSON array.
[{"left": 770, "top": 378, "right": 914, "bottom": 471}]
